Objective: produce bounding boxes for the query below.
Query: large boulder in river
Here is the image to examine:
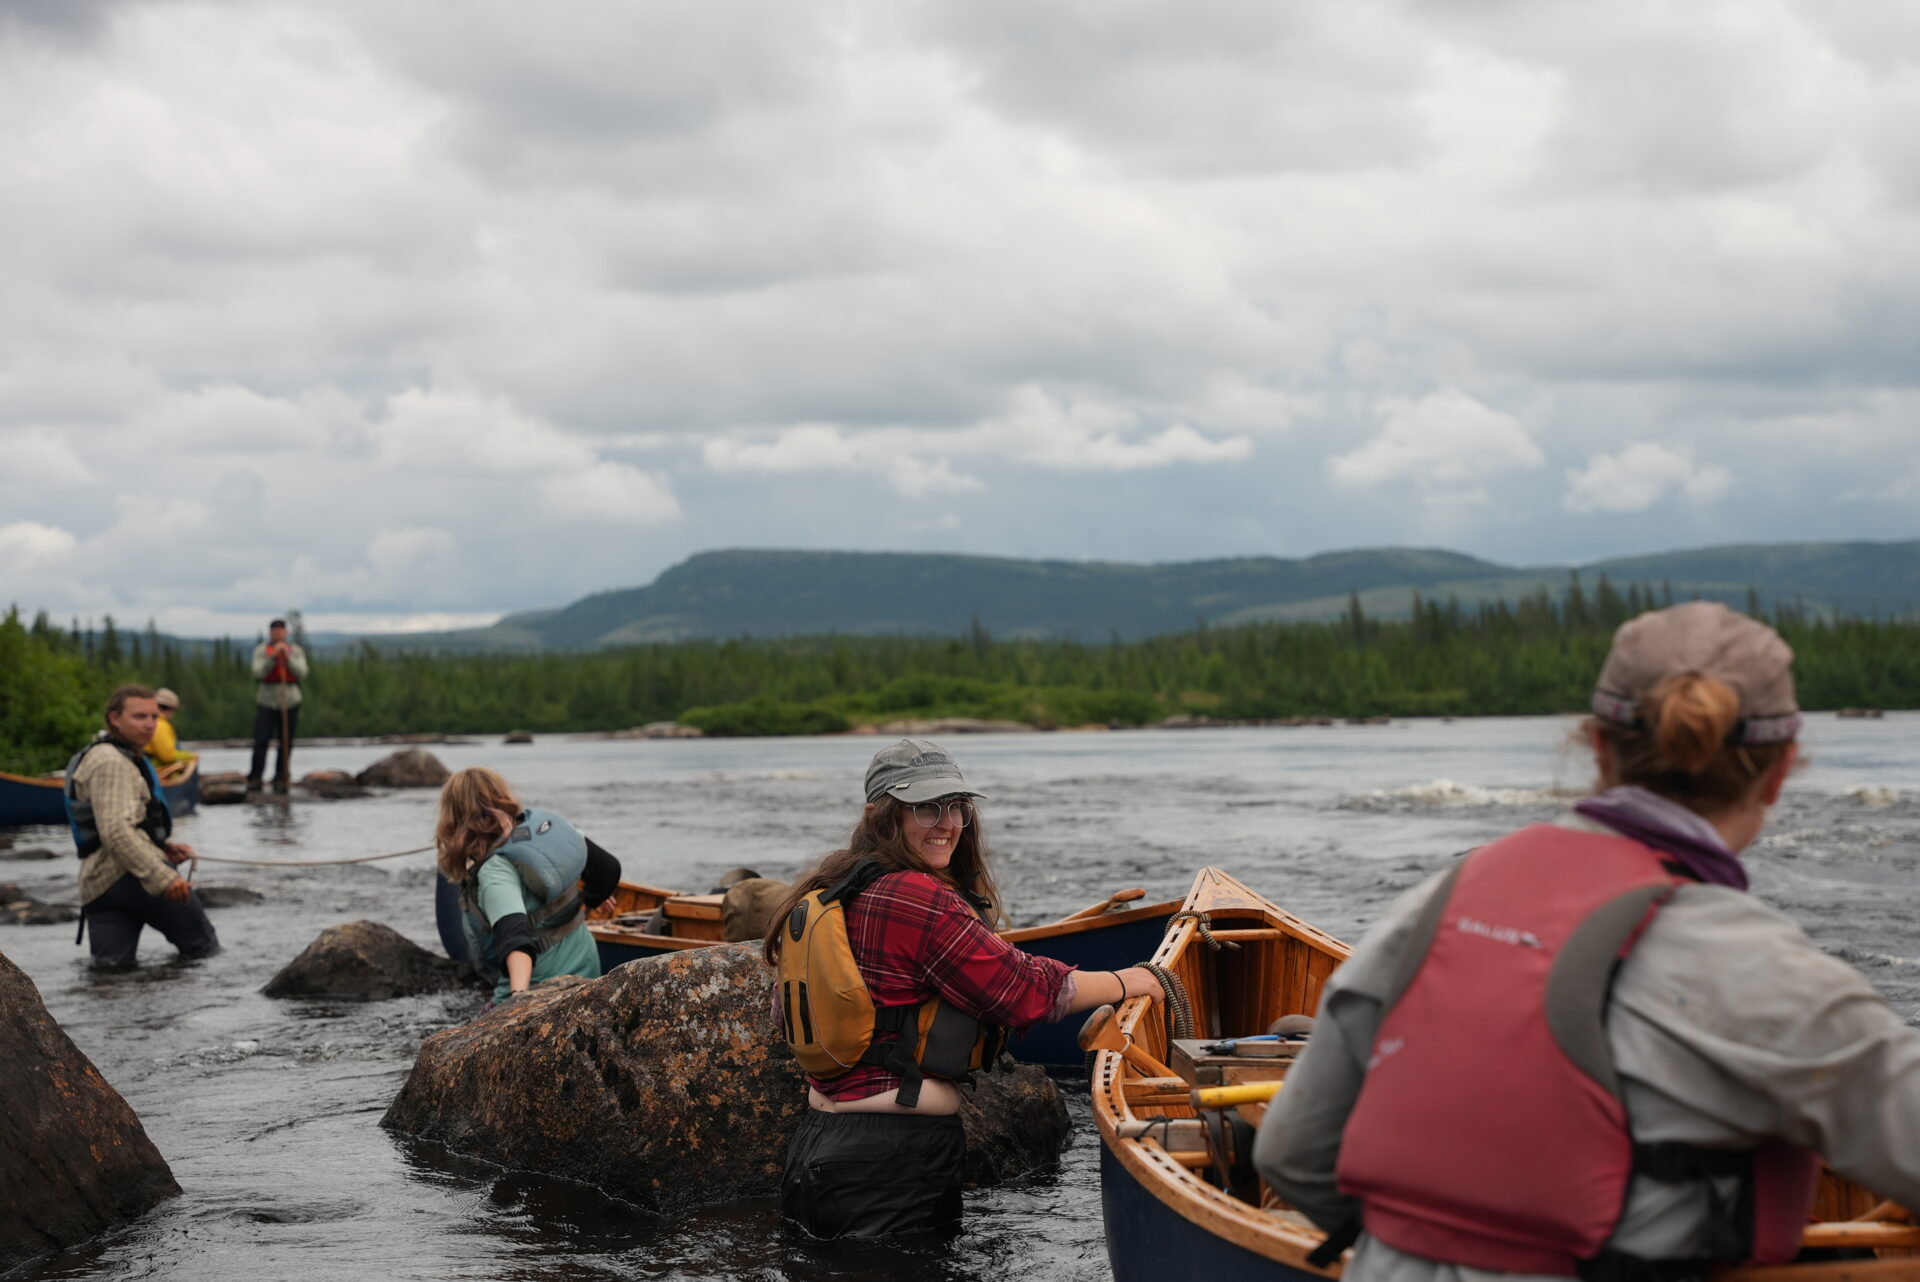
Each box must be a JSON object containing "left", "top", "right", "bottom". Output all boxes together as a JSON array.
[
  {"left": 355, "top": 748, "right": 450, "bottom": 788},
  {"left": 0, "top": 950, "right": 179, "bottom": 1268},
  {"left": 263, "top": 920, "right": 474, "bottom": 1000},
  {"left": 382, "top": 942, "right": 1071, "bottom": 1211}
]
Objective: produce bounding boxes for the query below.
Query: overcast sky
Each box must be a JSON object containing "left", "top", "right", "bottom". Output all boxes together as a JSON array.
[{"left": 2, "top": 1, "right": 1917, "bottom": 637}]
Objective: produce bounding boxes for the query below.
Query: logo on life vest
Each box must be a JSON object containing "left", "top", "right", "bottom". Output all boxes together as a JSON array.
[
  {"left": 537, "top": 819, "right": 553, "bottom": 835},
  {"left": 1367, "top": 1036, "right": 1405, "bottom": 1070},
  {"left": 1454, "top": 916, "right": 1542, "bottom": 949}
]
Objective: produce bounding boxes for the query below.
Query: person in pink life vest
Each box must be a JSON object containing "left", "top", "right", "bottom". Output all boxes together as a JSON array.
[{"left": 1255, "top": 601, "right": 1920, "bottom": 1282}]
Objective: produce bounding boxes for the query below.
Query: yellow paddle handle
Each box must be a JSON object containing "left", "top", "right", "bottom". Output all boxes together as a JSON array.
[{"left": 1190, "top": 1081, "right": 1283, "bottom": 1109}]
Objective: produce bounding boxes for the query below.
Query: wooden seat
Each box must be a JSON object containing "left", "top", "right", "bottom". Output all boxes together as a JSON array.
[{"left": 661, "top": 893, "right": 726, "bottom": 941}]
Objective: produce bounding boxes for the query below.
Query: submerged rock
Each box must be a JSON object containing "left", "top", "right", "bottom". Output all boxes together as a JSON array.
[
  {"left": 382, "top": 942, "right": 1070, "bottom": 1212},
  {"left": 503, "top": 730, "right": 534, "bottom": 744},
  {"left": 607, "top": 721, "right": 703, "bottom": 739},
  {"left": 0, "top": 885, "right": 79, "bottom": 925},
  {"left": 199, "top": 770, "right": 249, "bottom": 805},
  {"left": 871, "top": 717, "right": 1037, "bottom": 735},
  {"left": 355, "top": 749, "right": 450, "bottom": 789},
  {"left": 194, "top": 885, "right": 267, "bottom": 910},
  {"left": 263, "top": 921, "right": 474, "bottom": 1000},
  {"left": 0, "top": 949, "right": 179, "bottom": 1268},
  {"left": 0, "top": 847, "right": 61, "bottom": 862},
  {"left": 297, "top": 769, "right": 370, "bottom": 800}
]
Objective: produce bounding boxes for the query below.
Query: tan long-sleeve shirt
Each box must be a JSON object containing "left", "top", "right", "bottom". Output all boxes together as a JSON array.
[{"left": 71, "top": 741, "right": 179, "bottom": 904}]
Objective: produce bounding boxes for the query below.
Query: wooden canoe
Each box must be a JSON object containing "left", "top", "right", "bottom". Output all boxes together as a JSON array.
[
  {"left": 1090, "top": 867, "right": 1920, "bottom": 1281},
  {"left": 0, "top": 758, "right": 199, "bottom": 829},
  {"left": 434, "top": 875, "right": 1183, "bottom": 1070},
  {"left": 1091, "top": 866, "right": 1351, "bottom": 1280}
]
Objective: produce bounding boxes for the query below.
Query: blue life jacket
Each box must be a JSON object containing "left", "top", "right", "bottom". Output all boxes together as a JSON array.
[
  {"left": 64, "top": 735, "right": 173, "bottom": 859},
  {"left": 458, "top": 808, "right": 589, "bottom": 965}
]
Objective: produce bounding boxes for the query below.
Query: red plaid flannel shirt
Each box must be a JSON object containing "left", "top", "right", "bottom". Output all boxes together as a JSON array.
[{"left": 810, "top": 869, "right": 1073, "bottom": 1101}]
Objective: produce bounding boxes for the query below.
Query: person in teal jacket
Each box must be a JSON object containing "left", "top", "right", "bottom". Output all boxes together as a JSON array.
[{"left": 434, "top": 766, "right": 622, "bottom": 1001}]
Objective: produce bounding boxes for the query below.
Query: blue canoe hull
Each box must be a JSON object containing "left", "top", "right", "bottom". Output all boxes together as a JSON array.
[
  {"left": 0, "top": 765, "right": 198, "bottom": 829},
  {"left": 1101, "top": 1144, "right": 1319, "bottom": 1282},
  {"left": 434, "top": 878, "right": 1180, "bottom": 1070},
  {"left": 1003, "top": 908, "right": 1179, "bottom": 1070}
]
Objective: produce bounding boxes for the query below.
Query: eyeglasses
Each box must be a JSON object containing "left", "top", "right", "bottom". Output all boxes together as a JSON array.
[{"left": 907, "top": 798, "right": 974, "bottom": 829}]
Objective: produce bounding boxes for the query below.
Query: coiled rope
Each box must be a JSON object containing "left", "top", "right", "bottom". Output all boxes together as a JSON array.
[
  {"left": 1142, "top": 960, "right": 1194, "bottom": 1042},
  {"left": 1168, "top": 908, "right": 1241, "bottom": 953}
]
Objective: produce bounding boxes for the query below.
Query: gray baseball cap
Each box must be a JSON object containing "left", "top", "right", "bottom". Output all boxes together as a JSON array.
[
  {"left": 864, "top": 739, "right": 987, "bottom": 805},
  {"left": 1591, "top": 602, "right": 1801, "bottom": 745}
]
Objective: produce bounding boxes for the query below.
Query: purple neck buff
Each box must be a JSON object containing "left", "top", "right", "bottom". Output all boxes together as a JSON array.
[{"left": 1573, "top": 786, "right": 1750, "bottom": 891}]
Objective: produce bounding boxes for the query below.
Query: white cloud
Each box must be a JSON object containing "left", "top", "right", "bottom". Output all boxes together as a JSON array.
[
  {"left": 366, "top": 527, "right": 462, "bottom": 580},
  {"left": 883, "top": 455, "right": 982, "bottom": 498},
  {"left": 704, "top": 425, "right": 984, "bottom": 497},
  {"left": 1844, "top": 460, "right": 1920, "bottom": 503},
  {"left": 1, "top": 429, "right": 97, "bottom": 487},
  {"left": 1562, "top": 442, "right": 1733, "bottom": 514},
  {"left": 704, "top": 425, "right": 861, "bottom": 474},
  {"left": 374, "top": 389, "right": 598, "bottom": 475},
  {"left": 980, "top": 386, "right": 1254, "bottom": 472},
  {"left": 1330, "top": 392, "right": 1545, "bottom": 496},
  {"left": 543, "top": 460, "right": 682, "bottom": 523},
  {"left": 0, "top": 521, "right": 78, "bottom": 569}
]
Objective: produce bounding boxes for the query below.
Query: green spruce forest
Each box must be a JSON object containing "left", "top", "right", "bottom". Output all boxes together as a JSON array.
[{"left": 4, "top": 576, "right": 1917, "bottom": 776}]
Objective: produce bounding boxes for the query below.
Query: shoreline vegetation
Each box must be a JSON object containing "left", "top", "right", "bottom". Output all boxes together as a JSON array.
[{"left": 6, "top": 578, "right": 1918, "bottom": 776}]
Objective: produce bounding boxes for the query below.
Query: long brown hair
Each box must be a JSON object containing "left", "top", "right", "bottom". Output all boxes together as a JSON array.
[
  {"left": 762, "top": 797, "right": 1007, "bottom": 963},
  {"left": 1590, "top": 672, "right": 1795, "bottom": 814},
  {"left": 435, "top": 767, "right": 523, "bottom": 883}
]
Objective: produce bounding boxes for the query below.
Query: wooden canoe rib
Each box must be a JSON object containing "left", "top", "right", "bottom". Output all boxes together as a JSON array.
[{"left": 1092, "top": 867, "right": 1920, "bottom": 1282}]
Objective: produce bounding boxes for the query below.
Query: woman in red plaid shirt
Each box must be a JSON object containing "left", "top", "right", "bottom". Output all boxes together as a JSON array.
[{"left": 766, "top": 738, "right": 1166, "bottom": 1240}]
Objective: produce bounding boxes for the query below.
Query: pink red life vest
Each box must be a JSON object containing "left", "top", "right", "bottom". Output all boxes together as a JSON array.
[{"left": 1335, "top": 824, "right": 1819, "bottom": 1277}]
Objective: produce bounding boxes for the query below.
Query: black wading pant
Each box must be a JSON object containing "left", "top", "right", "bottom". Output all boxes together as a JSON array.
[
  {"left": 84, "top": 872, "right": 220, "bottom": 969},
  {"left": 248, "top": 702, "right": 300, "bottom": 784},
  {"left": 781, "top": 1110, "right": 965, "bottom": 1240}
]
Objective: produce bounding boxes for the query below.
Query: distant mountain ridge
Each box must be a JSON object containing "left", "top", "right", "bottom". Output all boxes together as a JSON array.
[{"left": 347, "top": 539, "right": 1920, "bottom": 652}]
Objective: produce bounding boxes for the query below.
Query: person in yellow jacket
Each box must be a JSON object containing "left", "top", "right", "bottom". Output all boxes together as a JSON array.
[{"left": 144, "top": 687, "right": 198, "bottom": 785}]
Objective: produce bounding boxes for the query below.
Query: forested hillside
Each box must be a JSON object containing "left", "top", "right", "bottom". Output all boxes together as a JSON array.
[
  {"left": 361, "top": 540, "right": 1920, "bottom": 651},
  {"left": 4, "top": 578, "right": 1915, "bottom": 775}
]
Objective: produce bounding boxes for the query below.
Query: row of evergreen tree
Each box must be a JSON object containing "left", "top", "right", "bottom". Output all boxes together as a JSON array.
[{"left": 3, "top": 577, "right": 1915, "bottom": 775}]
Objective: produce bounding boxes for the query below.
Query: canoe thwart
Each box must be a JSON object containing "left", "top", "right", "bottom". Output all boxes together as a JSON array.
[
  {"left": 1059, "top": 887, "right": 1149, "bottom": 923},
  {"left": 1191, "top": 1081, "right": 1284, "bottom": 1111}
]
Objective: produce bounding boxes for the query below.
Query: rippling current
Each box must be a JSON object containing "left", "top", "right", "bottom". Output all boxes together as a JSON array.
[{"left": 4, "top": 716, "right": 1917, "bottom": 1281}]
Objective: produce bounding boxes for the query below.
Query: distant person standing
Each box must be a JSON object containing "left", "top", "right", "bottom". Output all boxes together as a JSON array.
[
  {"left": 66, "top": 685, "right": 219, "bottom": 969},
  {"left": 248, "top": 618, "right": 308, "bottom": 795},
  {"left": 144, "top": 687, "right": 199, "bottom": 784}
]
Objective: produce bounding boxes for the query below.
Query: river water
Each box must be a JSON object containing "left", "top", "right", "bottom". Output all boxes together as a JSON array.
[{"left": 4, "top": 716, "right": 1917, "bottom": 1281}]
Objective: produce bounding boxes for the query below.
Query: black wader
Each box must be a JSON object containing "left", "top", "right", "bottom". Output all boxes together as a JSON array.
[{"left": 781, "top": 1110, "right": 965, "bottom": 1240}]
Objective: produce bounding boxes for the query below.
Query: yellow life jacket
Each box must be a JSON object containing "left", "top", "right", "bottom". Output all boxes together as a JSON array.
[{"left": 775, "top": 858, "right": 1007, "bottom": 1108}]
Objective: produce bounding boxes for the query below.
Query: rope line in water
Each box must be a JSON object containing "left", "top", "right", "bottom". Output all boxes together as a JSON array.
[{"left": 186, "top": 844, "right": 434, "bottom": 870}]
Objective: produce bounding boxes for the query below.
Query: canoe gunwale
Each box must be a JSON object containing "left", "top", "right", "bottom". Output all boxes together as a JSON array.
[
  {"left": 1005, "top": 897, "right": 1183, "bottom": 945},
  {"left": 587, "top": 884, "right": 1188, "bottom": 964}
]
